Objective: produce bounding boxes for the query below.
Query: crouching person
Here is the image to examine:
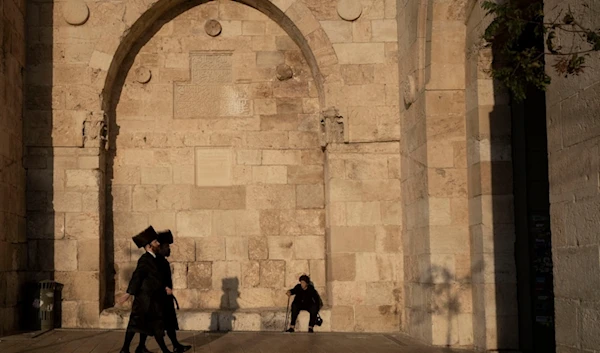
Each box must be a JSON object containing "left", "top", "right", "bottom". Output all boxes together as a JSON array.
[{"left": 285, "top": 275, "right": 323, "bottom": 333}]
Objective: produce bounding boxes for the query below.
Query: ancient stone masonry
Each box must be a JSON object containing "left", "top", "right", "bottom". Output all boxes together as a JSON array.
[
  {"left": 0, "top": 0, "right": 27, "bottom": 337},
  {"left": 9, "top": 0, "right": 592, "bottom": 351}
]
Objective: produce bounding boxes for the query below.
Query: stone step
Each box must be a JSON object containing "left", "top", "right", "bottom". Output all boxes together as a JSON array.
[{"left": 99, "top": 307, "right": 332, "bottom": 332}]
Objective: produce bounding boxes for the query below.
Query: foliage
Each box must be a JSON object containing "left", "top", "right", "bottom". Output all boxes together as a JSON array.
[{"left": 482, "top": 1, "right": 600, "bottom": 101}]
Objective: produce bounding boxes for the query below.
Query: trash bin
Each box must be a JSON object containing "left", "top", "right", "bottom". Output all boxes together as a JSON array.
[{"left": 38, "top": 280, "right": 60, "bottom": 330}]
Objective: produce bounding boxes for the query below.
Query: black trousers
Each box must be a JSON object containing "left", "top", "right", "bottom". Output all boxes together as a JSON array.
[{"left": 290, "top": 302, "right": 319, "bottom": 327}]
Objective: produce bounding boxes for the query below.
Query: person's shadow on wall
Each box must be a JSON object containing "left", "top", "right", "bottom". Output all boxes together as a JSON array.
[{"left": 210, "top": 277, "right": 239, "bottom": 332}]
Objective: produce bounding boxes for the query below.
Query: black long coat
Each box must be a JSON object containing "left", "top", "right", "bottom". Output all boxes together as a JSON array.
[
  {"left": 126, "top": 252, "right": 166, "bottom": 337},
  {"left": 157, "top": 255, "right": 179, "bottom": 330}
]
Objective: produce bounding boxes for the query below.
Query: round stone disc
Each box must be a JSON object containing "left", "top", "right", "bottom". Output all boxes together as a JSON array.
[
  {"left": 276, "top": 64, "right": 293, "bottom": 81},
  {"left": 63, "top": 0, "right": 90, "bottom": 26},
  {"left": 337, "top": 0, "right": 362, "bottom": 21},
  {"left": 205, "top": 19, "right": 222, "bottom": 37},
  {"left": 134, "top": 67, "right": 152, "bottom": 84}
]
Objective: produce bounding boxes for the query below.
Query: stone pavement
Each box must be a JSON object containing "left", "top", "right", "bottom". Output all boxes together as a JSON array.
[{"left": 0, "top": 329, "right": 474, "bottom": 353}]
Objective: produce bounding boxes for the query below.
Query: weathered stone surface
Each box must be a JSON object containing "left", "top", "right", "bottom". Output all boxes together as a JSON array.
[
  {"left": 296, "top": 184, "right": 325, "bottom": 209},
  {"left": 187, "top": 262, "right": 212, "bottom": 289},
  {"left": 191, "top": 186, "right": 246, "bottom": 209},
  {"left": 196, "top": 237, "right": 225, "bottom": 261},
  {"left": 260, "top": 260, "right": 285, "bottom": 287}
]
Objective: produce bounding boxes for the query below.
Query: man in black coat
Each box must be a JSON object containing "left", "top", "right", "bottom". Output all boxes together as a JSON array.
[
  {"left": 285, "top": 274, "right": 323, "bottom": 333},
  {"left": 117, "top": 226, "right": 173, "bottom": 353},
  {"left": 156, "top": 230, "right": 191, "bottom": 353}
]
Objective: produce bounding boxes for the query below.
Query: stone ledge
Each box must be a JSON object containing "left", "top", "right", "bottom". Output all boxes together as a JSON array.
[{"left": 99, "top": 307, "right": 332, "bottom": 332}]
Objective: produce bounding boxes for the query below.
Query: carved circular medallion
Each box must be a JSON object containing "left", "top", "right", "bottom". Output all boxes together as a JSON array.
[
  {"left": 205, "top": 19, "right": 222, "bottom": 37},
  {"left": 402, "top": 75, "right": 416, "bottom": 107},
  {"left": 134, "top": 67, "right": 152, "bottom": 84},
  {"left": 276, "top": 64, "right": 293, "bottom": 81},
  {"left": 337, "top": 0, "right": 362, "bottom": 21},
  {"left": 63, "top": 0, "right": 90, "bottom": 26}
]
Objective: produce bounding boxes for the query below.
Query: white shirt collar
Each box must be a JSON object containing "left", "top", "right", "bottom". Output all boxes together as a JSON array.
[{"left": 147, "top": 249, "right": 156, "bottom": 258}]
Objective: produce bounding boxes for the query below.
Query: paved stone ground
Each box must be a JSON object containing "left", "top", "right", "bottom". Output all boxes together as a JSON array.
[{"left": 0, "top": 329, "right": 474, "bottom": 353}]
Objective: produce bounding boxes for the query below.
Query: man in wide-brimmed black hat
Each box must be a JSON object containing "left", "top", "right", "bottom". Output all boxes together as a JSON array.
[
  {"left": 117, "top": 226, "right": 173, "bottom": 353},
  {"left": 156, "top": 230, "right": 191, "bottom": 353}
]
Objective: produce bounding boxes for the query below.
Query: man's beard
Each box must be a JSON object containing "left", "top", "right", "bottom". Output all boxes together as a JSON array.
[
  {"left": 150, "top": 243, "right": 161, "bottom": 254},
  {"left": 160, "top": 247, "right": 171, "bottom": 257}
]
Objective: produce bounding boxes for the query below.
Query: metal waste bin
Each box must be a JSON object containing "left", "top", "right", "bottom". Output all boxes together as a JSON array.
[{"left": 38, "top": 280, "right": 59, "bottom": 330}]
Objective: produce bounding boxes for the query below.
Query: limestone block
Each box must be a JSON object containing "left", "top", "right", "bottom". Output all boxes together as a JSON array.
[
  {"left": 260, "top": 210, "right": 280, "bottom": 235},
  {"left": 384, "top": 0, "right": 396, "bottom": 19},
  {"left": 355, "top": 252, "right": 380, "bottom": 281},
  {"left": 170, "top": 262, "right": 187, "bottom": 289},
  {"left": 371, "top": 19, "right": 397, "bottom": 42},
  {"left": 381, "top": 201, "right": 401, "bottom": 225},
  {"left": 254, "top": 99, "right": 277, "bottom": 115},
  {"left": 169, "top": 237, "right": 196, "bottom": 262},
  {"left": 330, "top": 226, "right": 376, "bottom": 252},
  {"left": 65, "top": 169, "right": 100, "bottom": 188},
  {"left": 78, "top": 302, "right": 100, "bottom": 328},
  {"left": 260, "top": 115, "right": 298, "bottom": 131},
  {"left": 340, "top": 64, "right": 375, "bottom": 85},
  {"left": 301, "top": 150, "right": 324, "bottom": 165},
  {"left": 65, "top": 213, "right": 100, "bottom": 239},
  {"left": 248, "top": 236, "right": 268, "bottom": 260},
  {"left": 321, "top": 21, "right": 353, "bottom": 43},
  {"left": 226, "top": 237, "right": 249, "bottom": 261},
  {"left": 191, "top": 186, "right": 246, "bottom": 209},
  {"left": 141, "top": 167, "right": 172, "bottom": 185},
  {"left": 347, "top": 106, "right": 400, "bottom": 141},
  {"left": 194, "top": 148, "right": 233, "bottom": 186},
  {"left": 252, "top": 166, "right": 287, "bottom": 184},
  {"left": 256, "top": 51, "right": 284, "bottom": 68},
  {"left": 327, "top": 159, "right": 346, "bottom": 179},
  {"left": 61, "top": 301, "right": 79, "bottom": 328},
  {"left": 365, "top": 282, "right": 397, "bottom": 306},
  {"left": 173, "top": 165, "right": 195, "bottom": 185},
  {"left": 296, "top": 184, "right": 325, "bottom": 209},
  {"left": 333, "top": 43, "right": 385, "bottom": 64},
  {"left": 262, "top": 150, "right": 301, "bottom": 165},
  {"left": 375, "top": 225, "right": 401, "bottom": 253},
  {"left": 361, "top": 179, "right": 401, "bottom": 201},
  {"left": 289, "top": 131, "right": 320, "bottom": 149},
  {"left": 275, "top": 99, "right": 303, "bottom": 115},
  {"left": 284, "top": 260, "right": 309, "bottom": 287},
  {"left": 331, "top": 306, "right": 355, "bottom": 331},
  {"left": 352, "top": 20, "right": 372, "bottom": 42},
  {"left": 267, "top": 236, "right": 294, "bottom": 259},
  {"left": 196, "top": 237, "right": 226, "bottom": 261},
  {"left": 157, "top": 185, "right": 192, "bottom": 210},
  {"left": 280, "top": 210, "right": 326, "bottom": 235},
  {"left": 132, "top": 185, "right": 158, "bottom": 212},
  {"left": 242, "top": 260, "right": 260, "bottom": 287},
  {"left": 246, "top": 184, "right": 295, "bottom": 209},
  {"left": 287, "top": 165, "right": 324, "bottom": 184},
  {"left": 329, "top": 202, "right": 347, "bottom": 226},
  {"left": 78, "top": 239, "right": 99, "bottom": 271},
  {"left": 330, "top": 281, "right": 366, "bottom": 305},
  {"left": 176, "top": 312, "right": 212, "bottom": 331},
  {"left": 55, "top": 271, "right": 100, "bottom": 301},
  {"left": 211, "top": 261, "right": 242, "bottom": 291},
  {"left": 329, "top": 179, "right": 362, "bottom": 202},
  {"left": 329, "top": 253, "right": 356, "bottom": 281},
  {"left": 188, "top": 262, "right": 212, "bottom": 289},
  {"left": 232, "top": 312, "right": 262, "bottom": 331},
  {"left": 54, "top": 239, "right": 78, "bottom": 271},
  {"left": 236, "top": 150, "right": 262, "bottom": 165},
  {"left": 355, "top": 305, "right": 399, "bottom": 332},
  {"left": 112, "top": 166, "right": 141, "bottom": 185},
  {"left": 260, "top": 260, "right": 285, "bottom": 287},
  {"left": 429, "top": 197, "right": 452, "bottom": 226},
  {"left": 178, "top": 290, "right": 201, "bottom": 309},
  {"left": 176, "top": 211, "right": 212, "bottom": 238},
  {"left": 236, "top": 288, "right": 276, "bottom": 308},
  {"left": 294, "top": 236, "right": 325, "bottom": 260},
  {"left": 346, "top": 201, "right": 381, "bottom": 225}
]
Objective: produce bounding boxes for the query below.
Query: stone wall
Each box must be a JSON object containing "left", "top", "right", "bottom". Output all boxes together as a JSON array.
[
  {"left": 110, "top": 2, "right": 326, "bottom": 314},
  {"left": 0, "top": 0, "right": 27, "bottom": 336},
  {"left": 24, "top": 0, "right": 404, "bottom": 333},
  {"left": 545, "top": 1, "right": 600, "bottom": 352},
  {"left": 464, "top": 1, "right": 518, "bottom": 351}
]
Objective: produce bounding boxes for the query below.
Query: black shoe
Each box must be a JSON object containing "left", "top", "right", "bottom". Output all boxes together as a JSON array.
[
  {"left": 308, "top": 328, "right": 314, "bottom": 333},
  {"left": 174, "top": 345, "right": 192, "bottom": 353},
  {"left": 286, "top": 328, "right": 295, "bottom": 333}
]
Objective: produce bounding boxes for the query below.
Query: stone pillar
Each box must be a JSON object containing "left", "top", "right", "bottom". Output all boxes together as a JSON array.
[
  {"left": 544, "top": 1, "right": 600, "bottom": 351},
  {"left": 325, "top": 141, "right": 402, "bottom": 332},
  {"left": 465, "top": 3, "right": 519, "bottom": 350},
  {"left": 0, "top": 0, "right": 27, "bottom": 335}
]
